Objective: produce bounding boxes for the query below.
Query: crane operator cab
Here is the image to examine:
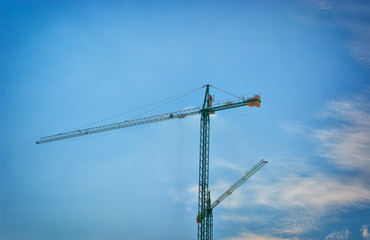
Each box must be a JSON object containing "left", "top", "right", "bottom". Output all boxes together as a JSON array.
[
  {"left": 208, "top": 95, "right": 213, "bottom": 108},
  {"left": 196, "top": 215, "right": 202, "bottom": 223}
]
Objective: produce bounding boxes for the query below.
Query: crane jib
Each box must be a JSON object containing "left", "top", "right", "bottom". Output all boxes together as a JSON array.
[
  {"left": 35, "top": 96, "right": 261, "bottom": 144},
  {"left": 36, "top": 107, "right": 201, "bottom": 144}
]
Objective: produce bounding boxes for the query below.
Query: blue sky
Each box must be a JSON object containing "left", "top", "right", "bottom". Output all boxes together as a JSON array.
[{"left": 1, "top": 0, "right": 370, "bottom": 239}]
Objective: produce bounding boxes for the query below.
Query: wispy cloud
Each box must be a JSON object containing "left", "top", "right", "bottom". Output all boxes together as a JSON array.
[
  {"left": 170, "top": 93, "right": 370, "bottom": 239},
  {"left": 280, "top": 93, "right": 370, "bottom": 174},
  {"left": 224, "top": 232, "right": 298, "bottom": 240},
  {"left": 278, "top": 121, "right": 309, "bottom": 136},
  {"left": 302, "top": 0, "right": 370, "bottom": 69},
  {"left": 218, "top": 214, "right": 250, "bottom": 223},
  {"left": 325, "top": 228, "right": 351, "bottom": 240},
  {"left": 213, "top": 158, "right": 245, "bottom": 172},
  {"left": 224, "top": 93, "right": 370, "bottom": 237},
  {"left": 273, "top": 93, "right": 370, "bottom": 234},
  {"left": 253, "top": 174, "right": 370, "bottom": 210},
  {"left": 314, "top": 94, "right": 370, "bottom": 173},
  {"left": 362, "top": 225, "right": 370, "bottom": 240},
  {"left": 168, "top": 184, "right": 198, "bottom": 211},
  {"left": 248, "top": 172, "right": 370, "bottom": 234}
]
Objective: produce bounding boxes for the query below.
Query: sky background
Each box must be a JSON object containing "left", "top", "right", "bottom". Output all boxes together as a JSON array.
[{"left": 1, "top": 0, "right": 370, "bottom": 240}]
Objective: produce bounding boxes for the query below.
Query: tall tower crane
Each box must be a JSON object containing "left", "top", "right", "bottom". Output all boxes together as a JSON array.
[
  {"left": 36, "top": 84, "right": 261, "bottom": 240},
  {"left": 204, "top": 159, "right": 268, "bottom": 240}
]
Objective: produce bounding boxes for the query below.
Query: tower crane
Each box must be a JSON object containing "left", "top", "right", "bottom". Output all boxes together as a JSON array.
[
  {"left": 36, "top": 84, "right": 261, "bottom": 240},
  {"left": 199, "top": 159, "right": 268, "bottom": 240}
]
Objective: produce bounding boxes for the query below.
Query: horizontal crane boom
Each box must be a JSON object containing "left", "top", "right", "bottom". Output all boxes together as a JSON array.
[
  {"left": 36, "top": 94, "right": 260, "bottom": 144},
  {"left": 36, "top": 107, "right": 201, "bottom": 144}
]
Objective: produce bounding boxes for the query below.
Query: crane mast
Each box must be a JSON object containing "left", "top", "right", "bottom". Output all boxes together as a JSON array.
[
  {"left": 198, "top": 85, "right": 211, "bottom": 240},
  {"left": 36, "top": 85, "right": 262, "bottom": 240}
]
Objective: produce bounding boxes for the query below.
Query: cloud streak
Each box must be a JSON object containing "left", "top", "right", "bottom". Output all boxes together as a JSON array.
[
  {"left": 225, "top": 232, "right": 298, "bottom": 240},
  {"left": 303, "top": 0, "right": 370, "bottom": 69},
  {"left": 253, "top": 174, "right": 370, "bottom": 210},
  {"left": 246, "top": 172, "right": 370, "bottom": 235},
  {"left": 170, "top": 93, "right": 370, "bottom": 239},
  {"left": 314, "top": 94, "right": 370, "bottom": 173},
  {"left": 362, "top": 225, "right": 370, "bottom": 240},
  {"left": 213, "top": 159, "right": 246, "bottom": 172},
  {"left": 221, "top": 92, "right": 370, "bottom": 238},
  {"left": 325, "top": 228, "right": 351, "bottom": 240}
]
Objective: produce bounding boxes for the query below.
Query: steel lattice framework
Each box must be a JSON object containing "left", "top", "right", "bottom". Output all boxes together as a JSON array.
[
  {"left": 36, "top": 84, "right": 261, "bottom": 240},
  {"left": 198, "top": 109, "right": 211, "bottom": 240}
]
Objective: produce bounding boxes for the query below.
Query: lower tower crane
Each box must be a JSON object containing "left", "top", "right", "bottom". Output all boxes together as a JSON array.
[
  {"left": 36, "top": 84, "right": 261, "bottom": 240},
  {"left": 200, "top": 159, "right": 268, "bottom": 240}
]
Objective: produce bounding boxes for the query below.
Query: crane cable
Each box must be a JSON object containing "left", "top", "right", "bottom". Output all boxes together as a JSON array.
[
  {"left": 228, "top": 194, "right": 231, "bottom": 237},
  {"left": 209, "top": 172, "right": 245, "bottom": 192},
  {"left": 131, "top": 87, "right": 201, "bottom": 119},
  {"left": 210, "top": 85, "right": 240, "bottom": 98},
  {"left": 176, "top": 118, "right": 184, "bottom": 240},
  {"left": 72, "top": 86, "right": 202, "bottom": 131}
]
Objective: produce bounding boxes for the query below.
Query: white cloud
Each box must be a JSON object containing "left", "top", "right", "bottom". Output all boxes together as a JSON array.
[
  {"left": 362, "top": 225, "right": 370, "bottom": 240},
  {"left": 302, "top": 0, "right": 370, "bottom": 69},
  {"left": 254, "top": 175, "right": 370, "bottom": 210},
  {"left": 314, "top": 95, "right": 370, "bottom": 173},
  {"left": 277, "top": 94, "right": 370, "bottom": 186},
  {"left": 224, "top": 232, "right": 297, "bottom": 240},
  {"left": 248, "top": 173, "right": 370, "bottom": 234},
  {"left": 348, "top": 33, "right": 370, "bottom": 69},
  {"left": 325, "top": 228, "right": 351, "bottom": 240},
  {"left": 316, "top": 94, "right": 370, "bottom": 126},
  {"left": 268, "top": 93, "right": 370, "bottom": 234},
  {"left": 278, "top": 121, "right": 308, "bottom": 136},
  {"left": 280, "top": 93, "right": 370, "bottom": 173},
  {"left": 208, "top": 156, "right": 370, "bottom": 235},
  {"left": 213, "top": 158, "right": 245, "bottom": 172},
  {"left": 172, "top": 94, "right": 370, "bottom": 238},
  {"left": 217, "top": 214, "right": 250, "bottom": 223},
  {"left": 168, "top": 184, "right": 198, "bottom": 209}
]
